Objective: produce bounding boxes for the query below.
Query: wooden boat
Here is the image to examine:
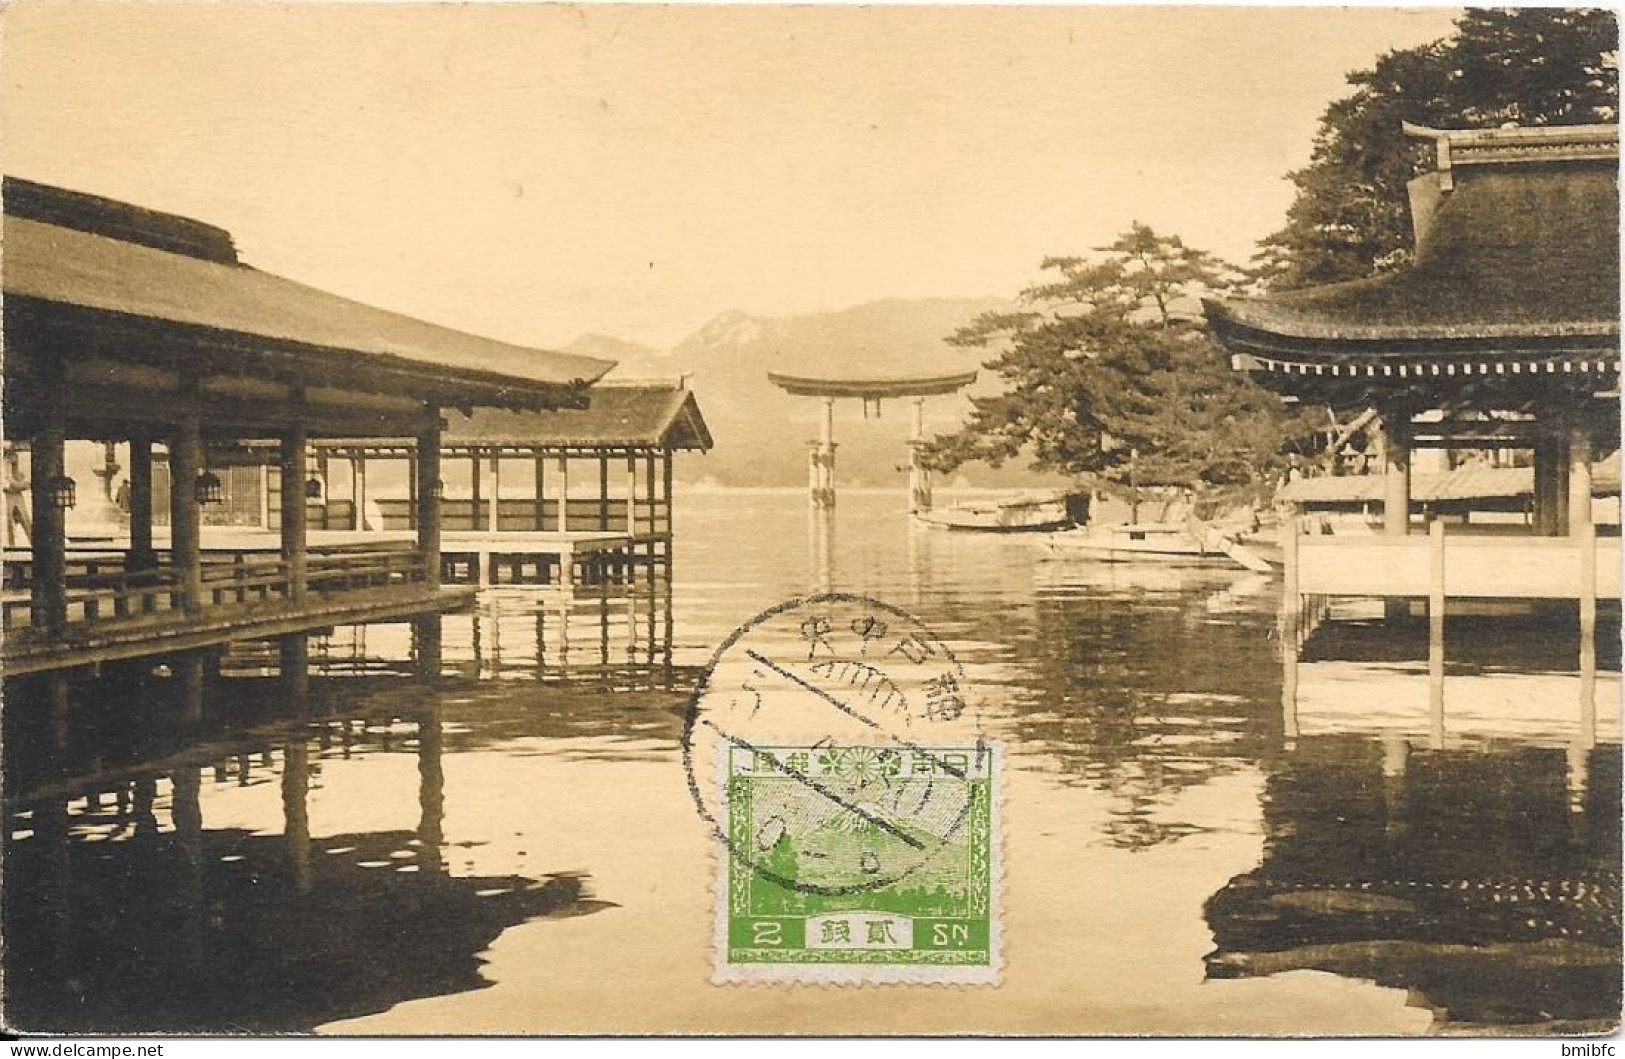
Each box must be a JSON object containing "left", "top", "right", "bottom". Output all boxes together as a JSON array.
[
  {"left": 1043, "top": 519, "right": 1275, "bottom": 573},
  {"left": 912, "top": 494, "right": 1074, "bottom": 533}
]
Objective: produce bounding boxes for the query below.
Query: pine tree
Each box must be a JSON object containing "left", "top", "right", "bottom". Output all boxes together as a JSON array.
[
  {"left": 1259, "top": 8, "right": 1618, "bottom": 290},
  {"left": 922, "top": 225, "right": 1322, "bottom": 501}
]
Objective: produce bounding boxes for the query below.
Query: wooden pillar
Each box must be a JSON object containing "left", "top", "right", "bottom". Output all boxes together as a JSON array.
[
  {"left": 626, "top": 455, "right": 639, "bottom": 534},
  {"left": 558, "top": 456, "right": 571, "bottom": 532},
  {"left": 598, "top": 454, "right": 610, "bottom": 531},
  {"left": 1428, "top": 518, "right": 1446, "bottom": 747},
  {"left": 278, "top": 425, "right": 308, "bottom": 601},
  {"left": 416, "top": 416, "right": 442, "bottom": 590},
  {"left": 908, "top": 397, "right": 931, "bottom": 514},
  {"left": 470, "top": 451, "right": 482, "bottom": 530},
  {"left": 1579, "top": 518, "right": 1597, "bottom": 742},
  {"left": 816, "top": 396, "right": 837, "bottom": 509},
  {"left": 405, "top": 454, "right": 419, "bottom": 536},
  {"left": 487, "top": 450, "right": 500, "bottom": 533},
  {"left": 1279, "top": 516, "right": 1299, "bottom": 741},
  {"left": 411, "top": 613, "right": 443, "bottom": 680},
  {"left": 1533, "top": 428, "right": 1570, "bottom": 537},
  {"left": 1568, "top": 423, "right": 1593, "bottom": 539},
  {"left": 30, "top": 402, "right": 68, "bottom": 634},
  {"left": 356, "top": 453, "right": 370, "bottom": 531},
  {"left": 171, "top": 414, "right": 205, "bottom": 615},
  {"left": 349, "top": 454, "right": 361, "bottom": 530},
  {"left": 315, "top": 452, "right": 330, "bottom": 530},
  {"left": 281, "top": 730, "right": 311, "bottom": 895},
  {"left": 279, "top": 633, "right": 312, "bottom": 898},
  {"left": 532, "top": 453, "right": 546, "bottom": 532},
  {"left": 176, "top": 650, "right": 206, "bottom": 726},
  {"left": 1381, "top": 407, "right": 1411, "bottom": 538},
  {"left": 418, "top": 702, "right": 445, "bottom": 875},
  {"left": 128, "top": 433, "right": 156, "bottom": 570},
  {"left": 170, "top": 762, "right": 205, "bottom": 969},
  {"left": 662, "top": 450, "right": 674, "bottom": 536},
  {"left": 279, "top": 634, "right": 309, "bottom": 713}
]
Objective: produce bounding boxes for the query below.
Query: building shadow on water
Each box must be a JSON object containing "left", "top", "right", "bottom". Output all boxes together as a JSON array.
[
  {"left": 3, "top": 645, "right": 630, "bottom": 1035},
  {"left": 1203, "top": 735, "right": 1622, "bottom": 1032}
]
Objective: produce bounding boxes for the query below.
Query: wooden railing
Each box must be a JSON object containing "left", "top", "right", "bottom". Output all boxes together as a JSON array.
[
  {"left": 1294, "top": 529, "right": 1621, "bottom": 599},
  {"left": 3, "top": 544, "right": 430, "bottom": 636}
]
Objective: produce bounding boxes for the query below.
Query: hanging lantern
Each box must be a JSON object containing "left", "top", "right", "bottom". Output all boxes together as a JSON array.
[
  {"left": 304, "top": 476, "right": 324, "bottom": 500},
  {"left": 45, "top": 475, "right": 77, "bottom": 510},
  {"left": 194, "top": 470, "right": 225, "bottom": 505}
]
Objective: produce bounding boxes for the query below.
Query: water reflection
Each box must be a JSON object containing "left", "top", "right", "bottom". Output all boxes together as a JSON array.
[
  {"left": 1205, "top": 736, "right": 1621, "bottom": 1029},
  {"left": 4, "top": 659, "right": 631, "bottom": 1034},
  {"left": 3, "top": 491, "right": 1619, "bottom": 1033}
]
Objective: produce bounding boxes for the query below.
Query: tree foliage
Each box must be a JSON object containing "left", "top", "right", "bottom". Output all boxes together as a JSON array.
[
  {"left": 922, "top": 225, "right": 1322, "bottom": 498},
  {"left": 1259, "top": 7, "right": 1619, "bottom": 290}
]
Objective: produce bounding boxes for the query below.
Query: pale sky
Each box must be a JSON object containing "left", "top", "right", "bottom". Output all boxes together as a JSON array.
[{"left": 1, "top": 3, "right": 1462, "bottom": 348}]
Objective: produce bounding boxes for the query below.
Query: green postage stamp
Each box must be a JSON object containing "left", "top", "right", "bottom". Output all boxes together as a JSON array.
[{"left": 714, "top": 740, "right": 1001, "bottom": 985}]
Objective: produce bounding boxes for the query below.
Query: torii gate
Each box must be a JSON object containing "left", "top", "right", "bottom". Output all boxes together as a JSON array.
[{"left": 767, "top": 371, "right": 976, "bottom": 511}]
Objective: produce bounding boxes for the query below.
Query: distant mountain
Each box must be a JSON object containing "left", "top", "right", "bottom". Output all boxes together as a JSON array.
[
  {"left": 590, "top": 297, "right": 1068, "bottom": 489},
  {"left": 563, "top": 333, "right": 667, "bottom": 375}
]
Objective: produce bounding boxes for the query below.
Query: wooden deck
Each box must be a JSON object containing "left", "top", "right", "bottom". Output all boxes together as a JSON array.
[
  {"left": 1279, "top": 519, "right": 1616, "bottom": 744},
  {"left": 3, "top": 540, "right": 475, "bottom": 676},
  {"left": 1294, "top": 531, "right": 1621, "bottom": 599}
]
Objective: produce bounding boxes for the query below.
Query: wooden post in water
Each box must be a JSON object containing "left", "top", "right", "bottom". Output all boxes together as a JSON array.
[
  {"left": 1382, "top": 406, "right": 1412, "bottom": 623},
  {"left": 171, "top": 411, "right": 205, "bottom": 615},
  {"left": 1578, "top": 519, "right": 1597, "bottom": 744},
  {"left": 418, "top": 702, "right": 445, "bottom": 875},
  {"left": 281, "top": 722, "right": 311, "bottom": 894},
  {"left": 1279, "top": 515, "right": 1299, "bottom": 741},
  {"left": 908, "top": 397, "right": 931, "bottom": 514},
  {"left": 815, "top": 397, "right": 836, "bottom": 509},
  {"left": 279, "top": 634, "right": 309, "bottom": 714},
  {"left": 1428, "top": 518, "right": 1446, "bottom": 749},
  {"left": 278, "top": 424, "right": 308, "bottom": 601},
  {"left": 415, "top": 415, "right": 442, "bottom": 591}
]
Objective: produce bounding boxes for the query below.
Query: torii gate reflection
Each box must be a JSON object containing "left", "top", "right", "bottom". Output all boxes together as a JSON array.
[{"left": 766, "top": 371, "right": 976, "bottom": 512}]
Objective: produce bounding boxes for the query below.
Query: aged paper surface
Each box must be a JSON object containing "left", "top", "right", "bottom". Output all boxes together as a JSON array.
[{"left": 1, "top": 2, "right": 1618, "bottom": 1038}]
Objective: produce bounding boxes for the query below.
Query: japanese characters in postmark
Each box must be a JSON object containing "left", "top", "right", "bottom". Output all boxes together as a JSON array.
[{"left": 682, "top": 593, "right": 1002, "bottom": 984}]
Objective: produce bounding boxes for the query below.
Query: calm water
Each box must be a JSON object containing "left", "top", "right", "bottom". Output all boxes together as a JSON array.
[{"left": 5, "top": 490, "right": 1620, "bottom": 1034}]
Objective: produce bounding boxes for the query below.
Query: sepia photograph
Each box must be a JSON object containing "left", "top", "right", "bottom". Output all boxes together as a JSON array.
[{"left": 0, "top": 1, "right": 1618, "bottom": 1039}]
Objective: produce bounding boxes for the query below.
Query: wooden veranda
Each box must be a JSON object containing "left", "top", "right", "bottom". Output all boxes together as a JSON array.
[
  {"left": 221, "top": 379, "right": 712, "bottom": 586},
  {"left": 1205, "top": 124, "right": 1622, "bottom": 743},
  {"left": 1, "top": 176, "right": 613, "bottom": 677}
]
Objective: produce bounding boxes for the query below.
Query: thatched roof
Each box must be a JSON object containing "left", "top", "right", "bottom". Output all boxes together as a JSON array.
[
  {"left": 445, "top": 380, "right": 713, "bottom": 451},
  {"left": 1206, "top": 125, "right": 1620, "bottom": 362},
  {"left": 3, "top": 176, "right": 613, "bottom": 410}
]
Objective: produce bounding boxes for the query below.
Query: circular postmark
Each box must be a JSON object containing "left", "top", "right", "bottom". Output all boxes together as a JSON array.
[{"left": 682, "top": 592, "right": 984, "bottom": 896}]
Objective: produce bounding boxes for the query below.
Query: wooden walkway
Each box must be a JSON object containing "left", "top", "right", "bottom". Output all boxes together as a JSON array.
[
  {"left": 1279, "top": 518, "right": 1618, "bottom": 744},
  {"left": 3, "top": 539, "right": 476, "bottom": 676}
]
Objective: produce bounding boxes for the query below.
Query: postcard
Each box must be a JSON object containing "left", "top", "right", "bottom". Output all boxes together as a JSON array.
[{"left": 1, "top": 2, "right": 1617, "bottom": 1038}]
